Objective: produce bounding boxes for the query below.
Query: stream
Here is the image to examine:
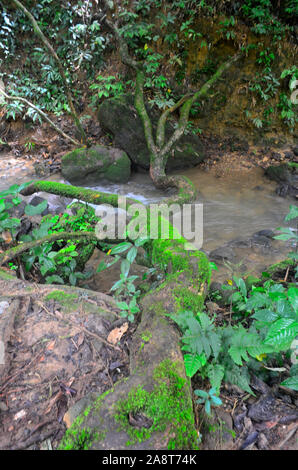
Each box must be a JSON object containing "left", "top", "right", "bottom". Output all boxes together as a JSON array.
[{"left": 0, "top": 155, "right": 293, "bottom": 282}]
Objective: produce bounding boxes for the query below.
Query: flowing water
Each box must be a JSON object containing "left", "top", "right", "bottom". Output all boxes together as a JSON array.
[
  {"left": 0, "top": 156, "right": 293, "bottom": 280},
  {"left": 82, "top": 166, "right": 292, "bottom": 280}
]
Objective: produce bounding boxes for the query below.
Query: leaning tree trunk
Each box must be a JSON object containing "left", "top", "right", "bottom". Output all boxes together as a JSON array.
[{"left": 102, "top": 0, "right": 242, "bottom": 204}]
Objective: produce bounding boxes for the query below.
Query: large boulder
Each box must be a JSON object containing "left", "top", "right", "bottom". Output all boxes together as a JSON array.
[
  {"left": 98, "top": 94, "right": 206, "bottom": 171},
  {"left": 265, "top": 163, "right": 298, "bottom": 198},
  {"left": 61, "top": 145, "right": 131, "bottom": 184}
]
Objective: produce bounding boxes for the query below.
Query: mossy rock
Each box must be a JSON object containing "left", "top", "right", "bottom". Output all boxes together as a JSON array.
[
  {"left": 61, "top": 145, "right": 131, "bottom": 185},
  {"left": 98, "top": 94, "right": 206, "bottom": 171},
  {"left": 265, "top": 164, "right": 298, "bottom": 198}
]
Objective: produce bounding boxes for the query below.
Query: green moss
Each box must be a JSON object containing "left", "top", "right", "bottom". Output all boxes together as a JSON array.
[
  {"left": 0, "top": 268, "right": 16, "bottom": 280},
  {"left": 141, "top": 331, "right": 152, "bottom": 342},
  {"left": 114, "top": 359, "right": 198, "bottom": 450},
  {"left": 58, "top": 411, "right": 98, "bottom": 450},
  {"left": 151, "top": 238, "right": 210, "bottom": 279},
  {"left": 265, "top": 258, "right": 296, "bottom": 277},
  {"left": 24, "top": 181, "right": 140, "bottom": 208},
  {"left": 173, "top": 286, "right": 204, "bottom": 312},
  {"left": 45, "top": 290, "right": 79, "bottom": 312},
  {"left": 61, "top": 146, "right": 131, "bottom": 184}
]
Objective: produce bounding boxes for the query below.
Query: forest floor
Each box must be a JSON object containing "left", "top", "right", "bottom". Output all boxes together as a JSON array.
[{"left": 0, "top": 116, "right": 297, "bottom": 450}]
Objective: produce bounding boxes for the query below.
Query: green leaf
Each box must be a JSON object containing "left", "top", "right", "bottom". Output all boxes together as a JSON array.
[
  {"left": 288, "top": 287, "right": 298, "bottom": 312},
  {"left": 204, "top": 400, "right": 211, "bottom": 415},
  {"left": 69, "top": 273, "right": 77, "bottom": 286},
  {"left": 211, "top": 395, "right": 222, "bottom": 406},
  {"left": 194, "top": 389, "right": 209, "bottom": 399},
  {"left": 121, "top": 259, "right": 131, "bottom": 278},
  {"left": 184, "top": 353, "right": 207, "bottom": 377},
  {"left": 127, "top": 246, "right": 138, "bottom": 263},
  {"left": 96, "top": 261, "right": 107, "bottom": 273},
  {"left": 252, "top": 308, "right": 279, "bottom": 323},
  {"left": 110, "top": 242, "right": 132, "bottom": 254},
  {"left": 206, "top": 364, "right": 225, "bottom": 393},
  {"left": 46, "top": 275, "right": 64, "bottom": 284},
  {"left": 285, "top": 205, "right": 298, "bottom": 221},
  {"left": 116, "top": 301, "right": 129, "bottom": 310},
  {"left": 280, "top": 375, "right": 298, "bottom": 391},
  {"left": 265, "top": 318, "right": 298, "bottom": 350},
  {"left": 209, "top": 262, "right": 218, "bottom": 271},
  {"left": 233, "top": 276, "right": 247, "bottom": 297},
  {"left": 134, "top": 237, "right": 149, "bottom": 247}
]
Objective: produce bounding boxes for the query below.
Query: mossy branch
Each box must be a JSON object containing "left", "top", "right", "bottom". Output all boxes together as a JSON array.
[
  {"left": 135, "top": 70, "right": 157, "bottom": 156},
  {"left": 11, "top": 0, "right": 88, "bottom": 146},
  {"left": 0, "top": 89, "right": 80, "bottom": 146},
  {"left": 0, "top": 231, "right": 99, "bottom": 266},
  {"left": 20, "top": 181, "right": 141, "bottom": 208}
]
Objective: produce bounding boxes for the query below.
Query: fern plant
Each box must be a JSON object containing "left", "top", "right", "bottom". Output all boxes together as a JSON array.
[
  {"left": 169, "top": 310, "right": 271, "bottom": 394},
  {"left": 170, "top": 280, "right": 298, "bottom": 394}
]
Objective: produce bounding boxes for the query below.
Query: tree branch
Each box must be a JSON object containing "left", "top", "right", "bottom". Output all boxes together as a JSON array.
[
  {"left": 156, "top": 93, "right": 193, "bottom": 149},
  {"left": 0, "top": 231, "right": 99, "bottom": 266},
  {"left": 20, "top": 181, "right": 141, "bottom": 208},
  {"left": 159, "top": 52, "right": 242, "bottom": 158},
  {"left": 134, "top": 70, "right": 157, "bottom": 156},
  {"left": 0, "top": 90, "right": 80, "bottom": 146}
]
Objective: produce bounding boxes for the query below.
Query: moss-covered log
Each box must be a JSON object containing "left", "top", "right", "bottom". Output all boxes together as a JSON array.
[
  {"left": 20, "top": 181, "right": 141, "bottom": 208},
  {"left": 60, "top": 239, "right": 210, "bottom": 450}
]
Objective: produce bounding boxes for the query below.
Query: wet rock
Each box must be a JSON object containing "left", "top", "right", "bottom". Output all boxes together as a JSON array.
[
  {"left": 253, "top": 229, "right": 275, "bottom": 239},
  {"left": 265, "top": 164, "right": 298, "bottom": 198},
  {"left": 293, "top": 147, "right": 298, "bottom": 157},
  {"left": 61, "top": 145, "right": 131, "bottom": 184},
  {"left": 209, "top": 245, "right": 235, "bottom": 262},
  {"left": 98, "top": 94, "right": 206, "bottom": 171},
  {"left": 33, "top": 161, "right": 51, "bottom": 177},
  {"left": 228, "top": 237, "right": 252, "bottom": 248},
  {"left": 16, "top": 218, "right": 32, "bottom": 240},
  {"left": 28, "top": 196, "right": 50, "bottom": 215},
  {"left": 5, "top": 197, "right": 26, "bottom": 219},
  {"left": 251, "top": 234, "right": 271, "bottom": 247}
]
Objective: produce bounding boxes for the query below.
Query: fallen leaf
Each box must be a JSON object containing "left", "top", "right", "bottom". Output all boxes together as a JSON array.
[
  {"left": 46, "top": 340, "right": 56, "bottom": 351},
  {"left": 107, "top": 323, "right": 129, "bottom": 345}
]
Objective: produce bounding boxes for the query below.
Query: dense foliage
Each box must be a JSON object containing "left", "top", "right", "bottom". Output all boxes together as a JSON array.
[{"left": 0, "top": 0, "right": 297, "bottom": 130}]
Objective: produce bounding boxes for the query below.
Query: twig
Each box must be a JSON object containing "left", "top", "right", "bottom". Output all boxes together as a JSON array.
[
  {"left": 37, "top": 301, "right": 121, "bottom": 351},
  {"left": 10, "top": 425, "right": 59, "bottom": 450},
  {"left": 284, "top": 266, "right": 290, "bottom": 283},
  {"left": 277, "top": 424, "right": 298, "bottom": 449},
  {"left": 0, "top": 89, "right": 80, "bottom": 146}
]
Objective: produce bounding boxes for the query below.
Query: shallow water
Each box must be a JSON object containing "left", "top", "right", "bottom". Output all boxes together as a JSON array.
[
  {"left": 84, "top": 167, "right": 293, "bottom": 280},
  {"left": 0, "top": 160, "right": 294, "bottom": 278},
  {"left": 84, "top": 167, "right": 292, "bottom": 249}
]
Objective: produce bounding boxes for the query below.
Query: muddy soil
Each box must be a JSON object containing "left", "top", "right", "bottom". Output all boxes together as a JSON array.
[{"left": 0, "top": 280, "right": 133, "bottom": 450}]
